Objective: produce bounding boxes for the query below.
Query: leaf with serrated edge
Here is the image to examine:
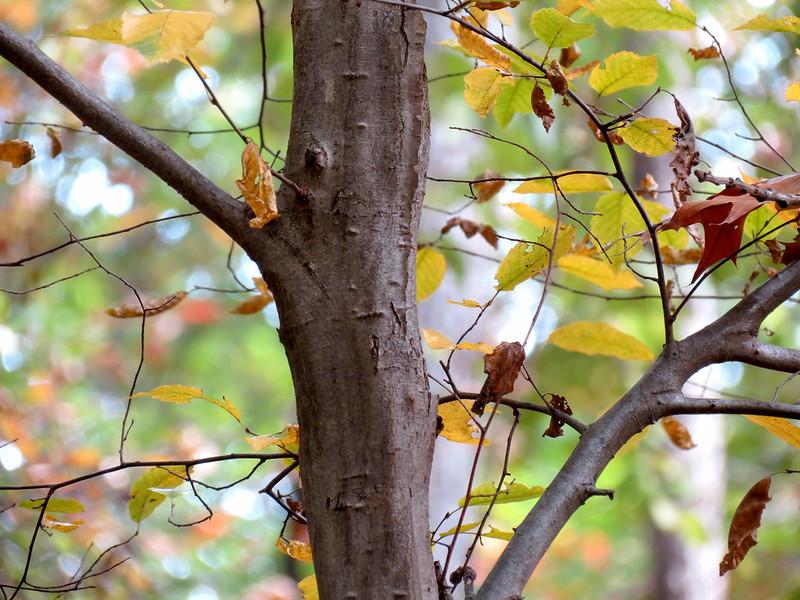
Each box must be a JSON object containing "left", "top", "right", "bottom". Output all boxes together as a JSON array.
[
  {"left": 464, "top": 68, "right": 513, "bottom": 118},
  {"left": 618, "top": 118, "right": 676, "bottom": 156},
  {"left": 589, "top": 51, "right": 657, "bottom": 96},
  {"left": 557, "top": 254, "right": 642, "bottom": 290},
  {"left": 593, "top": 0, "right": 695, "bottom": 31},
  {"left": 530, "top": 8, "right": 595, "bottom": 48},
  {"left": 548, "top": 321, "right": 654, "bottom": 360}
]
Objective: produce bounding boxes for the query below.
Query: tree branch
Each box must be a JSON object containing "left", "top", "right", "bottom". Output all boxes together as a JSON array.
[
  {"left": 0, "top": 24, "right": 249, "bottom": 241},
  {"left": 670, "top": 396, "right": 800, "bottom": 419}
]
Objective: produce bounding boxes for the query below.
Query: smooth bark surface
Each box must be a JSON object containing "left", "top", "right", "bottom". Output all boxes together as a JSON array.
[{"left": 250, "top": 2, "right": 437, "bottom": 597}]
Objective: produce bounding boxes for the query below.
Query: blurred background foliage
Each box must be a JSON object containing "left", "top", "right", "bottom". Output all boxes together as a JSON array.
[{"left": 2, "top": 0, "right": 800, "bottom": 598}]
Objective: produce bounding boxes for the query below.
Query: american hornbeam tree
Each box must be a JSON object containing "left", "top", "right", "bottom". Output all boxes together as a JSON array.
[{"left": 5, "top": 0, "right": 800, "bottom": 598}]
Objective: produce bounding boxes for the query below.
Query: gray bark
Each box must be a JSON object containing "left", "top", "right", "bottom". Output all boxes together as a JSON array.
[{"left": 248, "top": 2, "right": 437, "bottom": 598}]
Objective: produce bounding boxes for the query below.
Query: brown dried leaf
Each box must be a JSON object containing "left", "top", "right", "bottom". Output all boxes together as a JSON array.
[
  {"left": 781, "top": 236, "right": 800, "bottom": 265},
  {"left": 587, "top": 119, "right": 624, "bottom": 145},
  {"left": 0, "top": 139, "right": 35, "bottom": 167},
  {"left": 441, "top": 217, "right": 499, "bottom": 249},
  {"left": 236, "top": 141, "right": 279, "bottom": 229},
  {"left": 546, "top": 61, "right": 569, "bottom": 104},
  {"left": 720, "top": 476, "right": 772, "bottom": 576},
  {"left": 543, "top": 394, "right": 572, "bottom": 438},
  {"left": 46, "top": 127, "right": 62, "bottom": 158},
  {"left": 764, "top": 239, "right": 784, "bottom": 263},
  {"left": 670, "top": 97, "right": 699, "bottom": 205},
  {"left": 106, "top": 291, "right": 187, "bottom": 318},
  {"left": 639, "top": 173, "right": 659, "bottom": 200},
  {"left": 473, "top": 342, "right": 526, "bottom": 415},
  {"left": 475, "top": 171, "right": 505, "bottom": 203},
  {"left": 559, "top": 44, "right": 581, "bottom": 69},
  {"left": 688, "top": 45, "right": 720, "bottom": 61},
  {"left": 531, "top": 85, "right": 555, "bottom": 132},
  {"left": 473, "top": 0, "right": 519, "bottom": 9},
  {"left": 661, "top": 416, "right": 696, "bottom": 449}
]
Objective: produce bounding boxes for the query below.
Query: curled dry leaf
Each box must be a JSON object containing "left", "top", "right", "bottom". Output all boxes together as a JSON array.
[
  {"left": 473, "top": 341, "right": 526, "bottom": 415},
  {"left": 543, "top": 394, "right": 572, "bottom": 438},
  {"left": 0, "top": 139, "right": 35, "bottom": 167},
  {"left": 531, "top": 85, "right": 556, "bottom": 132},
  {"left": 441, "top": 217, "right": 499, "bottom": 248},
  {"left": 231, "top": 276, "right": 274, "bottom": 314},
  {"left": 236, "top": 141, "right": 279, "bottom": 229},
  {"left": 720, "top": 476, "right": 771, "bottom": 576},
  {"left": 46, "top": 127, "right": 62, "bottom": 158},
  {"left": 546, "top": 60, "right": 570, "bottom": 104},
  {"left": 587, "top": 119, "right": 624, "bottom": 145},
  {"left": 670, "top": 97, "right": 699, "bottom": 206},
  {"left": 687, "top": 45, "right": 720, "bottom": 61},
  {"left": 106, "top": 291, "right": 187, "bottom": 318},
  {"left": 661, "top": 416, "right": 696, "bottom": 449},
  {"left": 559, "top": 44, "right": 581, "bottom": 69},
  {"left": 474, "top": 170, "right": 505, "bottom": 203}
]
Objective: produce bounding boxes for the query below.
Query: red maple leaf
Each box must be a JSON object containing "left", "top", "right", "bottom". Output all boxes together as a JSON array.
[{"left": 661, "top": 172, "right": 800, "bottom": 281}]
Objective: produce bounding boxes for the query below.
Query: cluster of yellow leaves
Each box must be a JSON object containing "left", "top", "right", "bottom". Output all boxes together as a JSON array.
[{"left": 63, "top": 10, "right": 215, "bottom": 64}]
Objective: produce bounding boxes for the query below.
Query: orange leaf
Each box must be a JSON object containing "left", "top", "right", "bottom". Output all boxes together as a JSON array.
[
  {"left": 720, "top": 476, "right": 771, "bottom": 576},
  {"left": 474, "top": 170, "right": 505, "bottom": 203},
  {"left": 46, "top": 127, "right": 62, "bottom": 158},
  {"left": 231, "top": 294, "right": 272, "bottom": 315},
  {"left": 687, "top": 45, "right": 720, "bottom": 61},
  {"left": 236, "top": 141, "right": 279, "bottom": 229},
  {"left": 661, "top": 416, "right": 696, "bottom": 449},
  {"left": 106, "top": 291, "right": 187, "bottom": 318},
  {"left": 0, "top": 139, "right": 35, "bottom": 167}
]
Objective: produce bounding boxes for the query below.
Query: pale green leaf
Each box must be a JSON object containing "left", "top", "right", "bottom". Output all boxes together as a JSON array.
[
  {"left": 593, "top": 0, "right": 696, "bottom": 31},
  {"left": 548, "top": 321, "right": 654, "bottom": 360},
  {"left": 460, "top": 481, "right": 545, "bottom": 507},
  {"left": 495, "top": 226, "right": 575, "bottom": 291},
  {"left": 19, "top": 498, "right": 85, "bottom": 514},
  {"left": 530, "top": 8, "right": 595, "bottom": 48},
  {"left": 589, "top": 51, "right": 658, "bottom": 96},
  {"left": 128, "top": 466, "right": 191, "bottom": 522},
  {"left": 437, "top": 521, "right": 481, "bottom": 539},
  {"left": 617, "top": 118, "right": 677, "bottom": 156},
  {"left": 736, "top": 14, "right": 800, "bottom": 36},
  {"left": 493, "top": 77, "right": 535, "bottom": 127},
  {"left": 484, "top": 525, "right": 515, "bottom": 541}
]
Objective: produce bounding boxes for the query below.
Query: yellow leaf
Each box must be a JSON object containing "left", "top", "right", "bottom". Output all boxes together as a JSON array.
[
  {"left": 43, "top": 514, "right": 85, "bottom": 533},
  {"left": 617, "top": 118, "right": 676, "bottom": 156},
  {"left": 246, "top": 424, "right": 300, "bottom": 452},
  {"left": 460, "top": 481, "right": 544, "bottom": 507},
  {"left": 787, "top": 82, "right": 800, "bottom": 102},
  {"left": 592, "top": 0, "right": 696, "bottom": 31},
  {"left": 128, "top": 466, "right": 190, "bottom": 523},
  {"left": 0, "top": 139, "right": 35, "bottom": 167},
  {"left": 422, "top": 329, "right": 454, "bottom": 349},
  {"left": 484, "top": 525, "right": 515, "bottom": 540},
  {"left": 736, "top": 14, "right": 800, "bottom": 36},
  {"left": 64, "top": 11, "right": 215, "bottom": 64},
  {"left": 298, "top": 575, "right": 319, "bottom": 600},
  {"left": 132, "top": 384, "right": 202, "bottom": 403},
  {"left": 588, "top": 51, "right": 658, "bottom": 96},
  {"left": 132, "top": 385, "right": 251, "bottom": 432},
  {"left": 231, "top": 294, "right": 272, "bottom": 315},
  {"left": 464, "top": 67, "right": 513, "bottom": 118},
  {"left": 548, "top": 321, "right": 654, "bottom": 361},
  {"left": 105, "top": 291, "right": 187, "bottom": 318},
  {"left": 416, "top": 248, "right": 446, "bottom": 302},
  {"left": 236, "top": 141, "right": 279, "bottom": 229},
  {"left": 438, "top": 400, "right": 484, "bottom": 445},
  {"left": 447, "top": 298, "right": 483, "bottom": 308},
  {"left": 530, "top": 8, "right": 595, "bottom": 48},
  {"left": 495, "top": 226, "right": 575, "bottom": 291},
  {"left": 513, "top": 172, "right": 613, "bottom": 194},
  {"left": 504, "top": 203, "right": 557, "bottom": 228},
  {"left": 455, "top": 341, "right": 495, "bottom": 353},
  {"left": 276, "top": 538, "right": 313, "bottom": 562},
  {"left": 450, "top": 22, "right": 510, "bottom": 70},
  {"left": 557, "top": 254, "right": 643, "bottom": 290},
  {"left": 437, "top": 521, "right": 481, "bottom": 539},
  {"left": 19, "top": 498, "right": 84, "bottom": 514},
  {"left": 661, "top": 416, "right": 696, "bottom": 449},
  {"left": 745, "top": 415, "right": 800, "bottom": 449},
  {"left": 557, "top": 0, "right": 590, "bottom": 16}
]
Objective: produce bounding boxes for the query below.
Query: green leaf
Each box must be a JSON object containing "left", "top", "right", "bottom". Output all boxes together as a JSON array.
[
  {"left": 590, "top": 192, "right": 646, "bottom": 263},
  {"left": 437, "top": 521, "right": 481, "bottom": 540},
  {"left": 617, "top": 118, "right": 676, "bottom": 156},
  {"left": 592, "top": 0, "right": 696, "bottom": 31},
  {"left": 736, "top": 14, "right": 800, "bottom": 36},
  {"left": 531, "top": 8, "right": 595, "bottom": 48},
  {"left": 743, "top": 205, "right": 785, "bottom": 241},
  {"left": 128, "top": 466, "right": 191, "bottom": 523},
  {"left": 460, "top": 481, "right": 545, "bottom": 507},
  {"left": 495, "top": 226, "right": 575, "bottom": 291},
  {"left": 493, "top": 77, "right": 535, "bottom": 127},
  {"left": 19, "top": 498, "right": 85, "bottom": 514},
  {"left": 548, "top": 321, "right": 654, "bottom": 360},
  {"left": 513, "top": 172, "right": 613, "bottom": 194},
  {"left": 484, "top": 525, "right": 515, "bottom": 541},
  {"left": 589, "top": 51, "right": 658, "bottom": 96},
  {"left": 416, "top": 248, "right": 446, "bottom": 301}
]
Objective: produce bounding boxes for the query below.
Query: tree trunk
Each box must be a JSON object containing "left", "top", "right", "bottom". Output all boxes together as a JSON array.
[{"left": 248, "top": 1, "right": 436, "bottom": 597}]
